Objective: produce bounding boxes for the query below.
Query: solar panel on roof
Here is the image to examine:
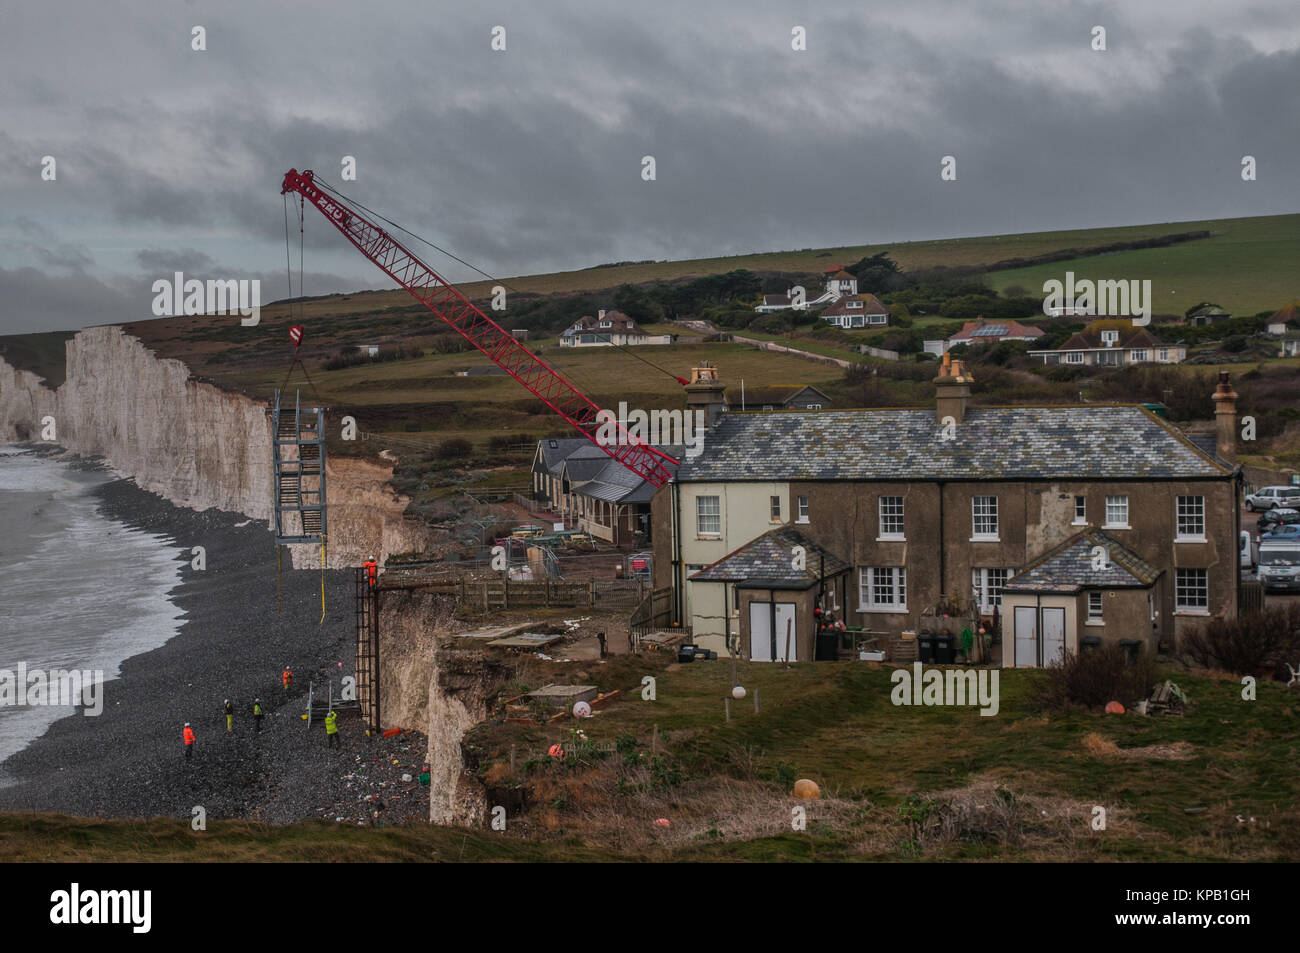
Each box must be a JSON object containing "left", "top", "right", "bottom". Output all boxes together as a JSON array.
[{"left": 972, "top": 324, "right": 1008, "bottom": 337}]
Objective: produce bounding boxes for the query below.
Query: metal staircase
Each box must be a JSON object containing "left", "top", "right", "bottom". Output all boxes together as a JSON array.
[
  {"left": 272, "top": 389, "right": 327, "bottom": 544},
  {"left": 354, "top": 568, "right": 379, "bottom": 731}
]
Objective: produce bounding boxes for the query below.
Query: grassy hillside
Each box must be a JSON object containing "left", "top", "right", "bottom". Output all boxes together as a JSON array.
[{"left": 987, "top": 214, "right": 1299, "bottom": 317}]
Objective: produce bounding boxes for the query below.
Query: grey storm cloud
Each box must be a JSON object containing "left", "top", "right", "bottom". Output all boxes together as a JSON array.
[{"left": 0, "top": 0, "right": 1297, "bottom": 335}]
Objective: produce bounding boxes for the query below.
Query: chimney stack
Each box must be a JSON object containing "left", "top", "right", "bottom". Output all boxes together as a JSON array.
[
  {"left": 685, "top": 361, "right": 728, "bottom": 431},
  {"left": 934, "top": 352, "right": 975, "bottom": 424},
  {"left": 1212, "top": 370, "right": 1238, "bottom": 464}
]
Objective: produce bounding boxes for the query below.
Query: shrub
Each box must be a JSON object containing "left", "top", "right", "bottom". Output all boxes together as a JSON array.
[
  {"left": 1032, "top": 644, "right": 1159, "bottom": 711},
  {"left": 437, "top": 437, "right": 473, "bottom": 458},
  {"left": 1180, "top": 603, "right": 1300, "bottom": 675}
]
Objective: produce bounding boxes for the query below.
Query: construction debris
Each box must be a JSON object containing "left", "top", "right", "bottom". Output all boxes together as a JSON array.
[{"left": 1134, "top": 680, "right": 1187, "bottom": 716}]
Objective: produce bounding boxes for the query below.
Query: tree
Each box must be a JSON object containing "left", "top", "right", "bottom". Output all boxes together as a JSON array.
[
  {"left": 847, "top": 252, "right": 904, "bottom": 292},
  {"left": 613, "top": 284, "right": 663, "bottom": 324}
]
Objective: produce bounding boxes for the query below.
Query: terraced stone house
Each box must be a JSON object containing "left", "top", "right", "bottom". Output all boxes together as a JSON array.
[{"left": 652, "top": 362, "right": 1243, "bottom": 667}]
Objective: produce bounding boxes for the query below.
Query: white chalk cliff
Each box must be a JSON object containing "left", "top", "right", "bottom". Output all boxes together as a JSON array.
[{"left": 0, "top": 326, "right": 428, "bottom": 568}]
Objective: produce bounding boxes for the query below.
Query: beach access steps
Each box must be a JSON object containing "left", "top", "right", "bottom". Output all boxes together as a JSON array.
[{"left": 271, "top": 389, "right": 327, "bottom": 544}]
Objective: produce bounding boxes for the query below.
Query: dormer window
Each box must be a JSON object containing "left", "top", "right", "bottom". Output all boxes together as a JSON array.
[
  {"left": 1101, "top": 330, "right": 1119, "bottom": 346},
  {"left": 600, "top": 320, "right": 611, "bottom": 328},
  {"left": 848, "top": 301, "right": 862, "bottom": 308}
]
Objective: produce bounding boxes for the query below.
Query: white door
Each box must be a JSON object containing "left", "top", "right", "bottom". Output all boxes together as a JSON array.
[
  {"left": 773, "top": 603, "right": 796, "bottom": 662},
  {"left": 1014, "top": 606, "right": 1038, "bottom": 668},
  {"left": 1042, "top": 607, "right": 1066, "bottom": 666},
  {"left": 749, "top": 603, "right": 771, "bottom": 662},
  {"left": 749, "top": 602, "right": 797, "bottom": 662}
]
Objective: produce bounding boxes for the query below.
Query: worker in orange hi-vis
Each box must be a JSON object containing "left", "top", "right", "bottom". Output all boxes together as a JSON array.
[
  {"left": 182, "top": 723, "right": 196, "bottom": 761},
  {"left": 282, "top": 666, "right": 293, "bottom": 692},
  {"left": 364, "top": 556, "right": 378, "bottom": 589}
]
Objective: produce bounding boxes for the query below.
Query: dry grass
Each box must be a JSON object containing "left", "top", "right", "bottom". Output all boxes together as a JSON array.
[{"left": 1080, "top": 732, "right": 1196, "bottom": 761}]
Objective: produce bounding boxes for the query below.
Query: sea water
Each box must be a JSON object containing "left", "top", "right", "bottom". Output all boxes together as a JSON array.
[{"left": 0, "top": 447, "right": 184, "bottom": 773}]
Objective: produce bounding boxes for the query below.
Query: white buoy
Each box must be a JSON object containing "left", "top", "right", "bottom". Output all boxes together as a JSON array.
[
  {"left": 572, "top": 700, "right": 592, "bottom": 718},
  {"left": 732, "top": 685, "right": 747, "bottom": 700}
]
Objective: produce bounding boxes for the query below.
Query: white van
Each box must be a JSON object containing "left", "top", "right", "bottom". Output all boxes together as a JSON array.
[
  {"left": 1258, "top": 539, "right": 1300, "bottom": 593},
  {"left": 1240, "top": 530, "right": 1257, "bottom": 570}
]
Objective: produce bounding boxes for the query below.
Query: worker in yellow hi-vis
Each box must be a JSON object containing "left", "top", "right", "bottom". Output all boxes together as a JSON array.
[
  {"left": 325, "top": 709, "right": 340, "bottom": 749},
  {"left": 224, "top": 699, "right": 234, "bottom": 733}
]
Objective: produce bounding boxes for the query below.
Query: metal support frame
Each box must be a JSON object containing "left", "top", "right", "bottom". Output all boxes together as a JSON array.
[{"left": 272, "top": 388, "right": 327, "bottom": 545}]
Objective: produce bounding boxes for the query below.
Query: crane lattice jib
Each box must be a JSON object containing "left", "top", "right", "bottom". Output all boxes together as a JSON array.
[{"left": 280, "top": 168, "right": 678, "bottom": 486}]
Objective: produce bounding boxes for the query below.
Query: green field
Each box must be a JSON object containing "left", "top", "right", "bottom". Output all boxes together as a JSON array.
[{"left": 987, "top": 214, "right": 1299, "bottom": 317}]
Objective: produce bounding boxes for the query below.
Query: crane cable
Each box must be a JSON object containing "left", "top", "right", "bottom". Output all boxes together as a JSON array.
[
  {"left": 310, "top": 175, "right": 689, "bottom": 386},
  {"left": 279, "top": 195, "right": 328, "bottom": 623}
]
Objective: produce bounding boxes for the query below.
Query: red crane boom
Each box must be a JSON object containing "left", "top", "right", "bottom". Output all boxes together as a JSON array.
[{"left": 280, "top": 168, "right": 679, "bottom": 486}]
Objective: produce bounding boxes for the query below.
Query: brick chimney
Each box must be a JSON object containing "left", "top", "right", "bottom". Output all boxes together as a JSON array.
[
  {"left": 934, "top": 351, "right": 975, "bottom": 424},
  {"left": 1212, "top": 370, "right": 1238, "bottom": 464},
  {"left": 685, "top": 361, "right": 728, "bottom": 430}
]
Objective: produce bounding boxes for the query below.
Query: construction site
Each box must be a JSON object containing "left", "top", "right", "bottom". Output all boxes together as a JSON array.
[{"left": 1, "top": 170, "right": 1297, "bottom": 860}]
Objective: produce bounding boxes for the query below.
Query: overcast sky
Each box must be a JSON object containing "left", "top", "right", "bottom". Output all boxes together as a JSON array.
[{"left": 0, "top": 0, "right": 1296, "bottom": 333}]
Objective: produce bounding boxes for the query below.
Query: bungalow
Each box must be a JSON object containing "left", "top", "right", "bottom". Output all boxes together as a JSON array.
[
  {"left": 531, "top": 437, "right": 679, "bottom": 544},
  {"left": 559, "top": 310, "right": 671, "bottom": 347},
  {"left": 1187, "top": 305, "right": 1231, "bottom": 327},
  {"left": 652, "top": 358, "right": 1241, "bottom": 666},
  {"left": 820, "top": 293, "right": 890, "bottom": 329},
  {"left": 724, "top": 384, "right": 831, "bottom": 411},
  {"left": 947, "top": 317, "right": 1044, "bottom": 347},
  {"left": 1281, "top": 333, "right": 1300, "bottom": 358},
  {"left": 1029, "top": 319, "right": 1185, "bottom": 366},
  {"left": 1267, "top": 301, "right": 1298, "bottom": 336}
]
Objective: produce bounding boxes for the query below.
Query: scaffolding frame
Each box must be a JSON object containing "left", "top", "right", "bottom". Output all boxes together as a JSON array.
[{"left": 272, "top": 388, "right": 327, "bottom": 545}]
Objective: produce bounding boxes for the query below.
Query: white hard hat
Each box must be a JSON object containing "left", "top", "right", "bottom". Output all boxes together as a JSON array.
[{"left": 184, "top": 722, "right": 190, "bottom": 727}]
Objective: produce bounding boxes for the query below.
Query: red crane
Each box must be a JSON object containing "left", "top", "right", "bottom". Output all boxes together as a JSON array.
[{"left": 280, "top": 168, "right": 680, "bottom": 486}]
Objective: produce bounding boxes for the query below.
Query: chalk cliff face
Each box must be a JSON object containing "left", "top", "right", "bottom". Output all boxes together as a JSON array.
[
  {"left": 0, "top": 325, "right": 429, "bottom": 568},
  {"left": 377, "top": 590, "right": 495, "bottom": 827}
]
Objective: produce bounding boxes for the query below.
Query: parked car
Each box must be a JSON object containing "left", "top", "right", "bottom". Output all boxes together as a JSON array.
[
  {"left": 1258, "top": 539, "right": 1300, "bottom": 593},
  {"left": 1256, "top": 508, "right": 1300, "bottom": 535},
  {"left": 1246, "top": 485, "right": 1300, "bottom": 512},
  {"left": 1240, "top": 529, "right": 1257, "bottom": 569},
  {"left": 1262, "top": 524, "right": 1300, "bottom": 541}
]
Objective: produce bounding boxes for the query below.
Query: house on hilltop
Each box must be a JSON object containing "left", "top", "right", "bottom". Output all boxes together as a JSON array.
[
  {"left": 1187, "top": 305, "right": 1231, "bottom": 327},
  {"left": 1029, "top": 319, "right": 1185, "bottom": 366},
  {"left": 756, "top": 267, "right": 858, "bottom": 314},
  {"left": 1266, "top": 301, "right": 1299, "bottom": 336},
  {"left": 558, "top": 310, "right": 671, "bottom": 347},
  {"left": 820, "top": 293, "right": 890, "bottom": 329},
  {"left": 947, "top": 317, "right": 1044, "bottom": 347}
]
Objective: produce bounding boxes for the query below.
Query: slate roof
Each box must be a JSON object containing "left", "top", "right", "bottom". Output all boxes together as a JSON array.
[
  {"left": 674, "top": 405, "right": 1230, "bottom": 482},
  {"left": 537, "top": 438, "right": 680, "bottom": 503},
  {"left": 535, "top": 438, "right": 588, "bottom": 475},
  {"left": 690, "top": 528, "right": 851, "bottom": 585},
  {"left": 1003, "top": 530, "right": 1161, "bottom": 593},
  {"left": 577, "top": 446, "right": 683, "bottom": 504}
]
